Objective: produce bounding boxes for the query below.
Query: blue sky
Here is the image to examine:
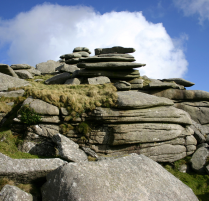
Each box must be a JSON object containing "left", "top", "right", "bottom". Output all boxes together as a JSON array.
[{"left": 0, "top": 0, "right": 208, "bottom": 91}]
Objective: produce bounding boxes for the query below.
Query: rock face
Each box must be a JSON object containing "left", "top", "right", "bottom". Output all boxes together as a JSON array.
[
  {"left": 0, "top": 64, "right": 18, "bottom": 77},
  {"left": 42, "top": 154, "right": 198, "bottom": 201},
  {"left": 0, "top": 185, "right": 33, "bottom": 201},
  {"left": 36, "top": 60, "right": 61, "bottom": 74}
]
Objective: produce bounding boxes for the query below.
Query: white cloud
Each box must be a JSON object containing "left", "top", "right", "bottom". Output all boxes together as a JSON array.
[
  {"left": 0, "top": 3, "right": 188, "bottom": 79},
  {"left": 173, "top": 0, "right": 209, "bottom": 24}
]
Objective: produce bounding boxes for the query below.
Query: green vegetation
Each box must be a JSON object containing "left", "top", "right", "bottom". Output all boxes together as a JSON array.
[
  {"left": 162, "top": 157, "right": 209, "bottom": 201},
  {"left": 59, "top": 123, "right": 74, "bottom": 134}
]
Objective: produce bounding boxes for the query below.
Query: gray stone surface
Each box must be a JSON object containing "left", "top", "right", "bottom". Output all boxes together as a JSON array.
[
  {"left": 52, "top": 133, "right": 88, "bottom": 162},
  {"left": 148, "top": 79, "right": 180, "bottom": 89},
  {"left": 77, "top": 51, "right": 89, "bottom": 57},
  {"left": 79, "top": 56, "right": 135, "bottom": 62},
  {"left": 95, "top": 46, "right": 136, "bottom": 55},
  {"left": 178, "top": 164, "right": 188, "bottom": 173},
  {"left": 190, "top": 120, "right": 207, "bottom": 143},
  {"left": 87, "top": 76, "right": 110, "bottom": 85},
  {"left": 36, "top": 60, "right": 61, "bottom": 74},
  {"left": 162, "top": 78, "right": 195, "bottom": 87},
  {"left": 64, "top": 78, "right": 80, "bottom": 85},
  {"left": 82, "top": 147, "right": 98, "bottom": 158},
  {"left": 78, "top": 62, "right": 145, "bottom": 70},
  {"left": 117, "top": 91, "right": 174, "bottom": 109},
  {"left": 0, "top": 64, "right": 18, "bottom": 77},
  {"left": 73, "top": 47, "right": 91, "bottom": 53},
  {"left": 0, "top": 153, "right": 67, "bottom": 183},
  {"left": 10, "top": 64, "right": 32, "bottom": 70},
  {"left": 60, "top": 53, "right": 82, "bottom": 59},
  {"left": 185, "top": 135, "right": 197, "bottom": 145},
  {"left": 14, "top": 70, "right": 33, "bottom": 79},
  {"left": 58, "top": 64, "right": 79, "bottom": 73},
  {"left": 27, "top": 67, "right": 41, "bottom": 76},
  {"left": 0, "top": 89, "right": 25, "bottom": 98},
  {"left": 98, "top": 53, "right": 134, "bottom": 58},
  {"left": 45, "top": 72, "right": 71, "bottom": 84},
  {"left": 65, "top": 58, "right": 80, "bottom": 64},
  {"left": 22, "top": 98, "right": 59, "bottom": 115},
  {"left": 129, "top": 78, "right": 143, "bottom": 84},
  {"left": 151, "top": 89, "right": 209, "bottom": 101},
  {"left": 42, "top": 154, "right": 198, "bottom": 201},
  {"left": 39, "top": 115, "right": 60, "bottom": 123},
  {"left": 0, "top": 73, "right": 29, "bottom": 91},
  {"left": 114, "top": 81, "right": 131, "bottom": 91},
  {"left": 190, "top": 147, "right": 209, "bottom": 174},
  {"left": 0, "top": 185, "right": 33, "bottom": 201},
  {"left": 91, "top": 106, "right": 192, "bottom": 125},
  {"left": 78, "top": 69, "right": 140, "bottom": 79}
]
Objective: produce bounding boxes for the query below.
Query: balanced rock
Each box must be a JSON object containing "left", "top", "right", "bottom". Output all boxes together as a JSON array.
[
  {"left": 95, "top": 46, "right": 136, "bottom": 55},
  {"left": 10, "top": 64, "right": 32, "bottom": 70},
  {"left": 42, "top": 154, "right": 198, "bottom": 201},
  {"left": 36, "top": 60, "right": 61, "bottom": 74},
  {"left": 0, "top": 64, "right": 18, "bottom": 77},
  {"left": 162, "top": 78, "right": 195, "bottom": 87}
]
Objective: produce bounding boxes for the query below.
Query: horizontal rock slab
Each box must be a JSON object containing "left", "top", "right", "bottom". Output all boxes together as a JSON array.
[
  {"left": 0, "top": 89, "right": 25, "bottom": 98},
  {"left": 114, "top": 81, "right": 131, "bottom": 91},
  {"left": 90, "top": 106, "right": 192, "bottom": 124},
  {"left": 78, "top": 69, "right": 140, "bottom": 79},
  {"left": 57, "top": 64, "right": 79, "bottom": 73},
  {"left": 60, "top": 53, "right": 82, "bottom": 59},
  {"left": 95, "top": 46, "right": 135, "bottom": 55},
  {"left": 45, "top": 72, "right": 71, "bottom": 84},
  {"left": 0, "top": 153, "right": 67, "bottom": 183},
  {"left": 42, "top": 154, "right": 198, "bottom": 201},
  {"left": 79, "top": 56, "right": 136, "bottom": 62},
  {"left": 65, "top": 58, "right": 80, "bottom": 64},
  {"left": 117, "top": 91, "right": 174, "bottom": 109},
  {"left": 22, "top": 97, "right": 59, "bottom": 115},
  {"left": 14, "top": 70, "right": 33, "bottom": 79},
  {"left": 77, "top": 62, "right": 145, "bottom": 70},
  {"left": 98, "top": 53, "right": 134, "bottom": 58},
  {"left": 162, "top": 78, "right": 195, "bottom": 87},
  {"left": 140, "top": 144, "right": 187, "bottom": 162},
  {"left": 87, "top": 76, "right": 110, "bottom": 85},
  {"left": 52, "top": 133, "right": 88, "bottom": 162},
  {"left": 0, "top": 185, "right": 33, "bottom": 201},
  {"left": 148, "top": 79, "right": 181, "bottom": 89},
  {"left": 36, "top": 60, "right": 61, "bottom": 74},
  {"left": 0, "top": 73, "right": 30, "bottom": 91},
  {"left": 73, "top": 47, "right": 91, "bottom": 54},
  {"left": 151, "top": 89, "right": 209, "bottom": 100},
  {"left": 0, "top": 64, "right": 18, "bottom": 77},
  {"left": 10, "top": 64, "right": 32, "bottom": 70}
]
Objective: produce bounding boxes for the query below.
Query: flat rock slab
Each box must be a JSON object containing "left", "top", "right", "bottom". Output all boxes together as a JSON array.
[
  {"left": 0, "top": 64, "right": 18, "bottom": 77},
  {"left": 57, "top": 64, "right": 79, "bottom": 73},
  {"left": 60, "top": 53, "right": 82, "bottom": 59},
  {"left": 78, "top": 69, "right": 140, "bottom": 79},
  {"left": 78, "top": 62, "right": 145, "bottom": 70},
  {"left": 45, "top": 72, "right": 71, "bottom": 84},
  {"left": 0, "top": 185, "right": 33, "bottom": 201},
  {"left": 95, "top": 46, "right": 135, "bottom": 55},
  {"left": 162, "top": 78, "right": 195, "bottom": 87},
  {"left": 98, "top": 53, "right": 134, "bottom": 58},
  {"left": 148, "top": 79, "right": 180, "bottom": 89},
  {"left": 114, "top": 81, "right": 131, "bottom": 91},
  {"left": 42, "top": 154, "right": 198, "bottom": 201},
  {"left": 90, "top": 106, "right": 192, "bottom": 125},
  {"left": 27, "top": 67, "right": 41, "bottom": 76},
  {"left": 117, "top": 91, "right": 174, "bottom": 109},
  {"left": 0, "top": 89, "right": 25, "bottom": 98},
  {"left": 73, "top": 47, "right": 91, "bottom": 54},
  {"left": 52, "top": 133, "right": 88, "bottom": 162},
  {"left": 87, "top": 76, "right": 110, "bottom": 85},
  {"left": 151, "top": 89, "right": 209, "bottom": 100},
  {"left": 79, "top": 56, "right": 136, "bottom": 62},
  {"left": 14, "top": 70, "right": 33, "bottom": 79},
  {"left": 10, "top": 64, "right": 32, "bottom": 70},
  {"left": 36, "top": 60, "right": 61, "bottom": 74},
  {"left": 0, "top": 153, "right": 67, "bottom": 183},
  {"left": 0, "top": 73, "right": 29, "bottom": 91}
]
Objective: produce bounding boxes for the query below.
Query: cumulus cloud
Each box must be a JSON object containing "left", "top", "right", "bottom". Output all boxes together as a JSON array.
[
  {"left": 173, "top": 0, "right": 209, "bottom": 24},
  {"left": 0, "top": 3, "right": 188, "bottom": 79}
]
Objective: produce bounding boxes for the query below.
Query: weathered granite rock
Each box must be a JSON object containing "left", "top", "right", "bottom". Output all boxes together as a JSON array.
[
  {"left": 78, "top": 69, "right": 140, "bottom": 79},
  {"left": 65, "top": 58, "right": 80, "bottom": 64},
  {"left": 162, "top": 78, "right": 195, "bottom": 87},
  {"left": 0, "top": 73, "right": 29, "bottom": 91},
  {"left": 60, "top": 53, "right": 82, "bottom": 59},
  {"left": 42, "top": 154, "right": 198, "bottom": 201},
  {"left": 78, "top": 62, "right": 145, "bottom": 70},
  {"left": 178, "top": 164, "right": 188, "bottom": 173},
  {"left": 10, "top": 64, "right": 32, "bottom": 70},
  {"left": 129, "top": 78, "right": 144, "bottom": 89},
  {"left": 39, "top": 115, "right": 60, "bottom": 123},
  {"left": 90, "top": 106, "right": 192, "bottom": 124},
  {"left": 27, "top": 67, "right": 41, "bottom": 76},
  {"left": 14, "top": 70, "right": 33, "bottom": 79},
  {"left": 95, "top": 46, "right": 136, "bottom": 55},
  {"left": 140, "top": 144, "right": 187, "bottom": 162},
  {"left": 57, "top": 64, "right": 79, "bottom": 73},
  {"left": 114, "top": 81, "right": 131, "bottom": 91},
  {"left": 148, "top": 79, "right": 180, "bottom": 89},
  {"left": 0, "top": 64, "right": 18, "bottom": 77},
  {"left": 117, "top": 91, "right": 174, "bottom": 109},
  {"left": 45, "top": 72, "right": 71, "bottom": 84},
  {"left": 36, "top": 60, "right": 61, "bottom": 74},
  {"left": 98, "top": 53, "right": 134, "bottom": 58},
  {"left": 186, "top": 135, "right": 197, "bottom": 146},
  {"left": 79, "top": 56, "right": 135, "bottom": 62},
  {"left": 151, "top": 89, "right": 209, "bottom": 100},
  {"left": 87, "top": 76, "right": 110, "bottom": 85},
  {"left": 187, "top": 145, "right": 196, "bottom": 153},
  {"left": 0, "top": 153, "right": 67, "bottom": 183},
  {"left": 0, "top": 185, "right": 33, "bottom": 201},
  {"left": 64, "top": 78, "right": 80, "bottom": 85},
  {"left": 82, "top": 147, "right": 98, "bottom": 158},
  {"left": 52, "top": 133, "right": 88, "bottom": 162},
  {"left": 22, "top": 98, "right": 59, "bottom": 115},
  {"left": 190, "top": 147, "right": 209, "bottom": 174},
  {"left": 77, "top": 51, "right": 89, "bottom": 57},
  {"left": 0, "top": 90, "right": 25, "bottom": 98},
  {"left": 73, "top": 47, "right": 91, "bottom": 54}
]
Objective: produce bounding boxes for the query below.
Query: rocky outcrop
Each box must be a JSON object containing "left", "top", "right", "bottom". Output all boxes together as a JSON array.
[
  {"left": 0, "top": 64, "right": 18, "bottom": 77},
  {"left": 42, "top": 154, "right": 198, "bottom": 201},
  {"left": 36, "top": 60, "right": 61, "bottom": 74}
]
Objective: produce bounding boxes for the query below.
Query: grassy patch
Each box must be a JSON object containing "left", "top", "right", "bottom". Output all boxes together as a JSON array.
[{"left": 163, "top": 157, "right": 209, "bottom": 201}]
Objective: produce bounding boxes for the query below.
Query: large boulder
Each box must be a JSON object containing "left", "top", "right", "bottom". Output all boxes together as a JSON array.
[
  {"left": 0, "top": 64, "right": 18, "bottom": 77},
  {"left": 45, "top": 72, "right": 71, "bottom": 84},
  {"left": 10, "top": 64, "right": 32, "bottom": 70},
  {"left": 0, "top": 185, "right": 33, "bottom": 201},
  {"left": 36, "top": 60, "right": 61, "bottom": 74},
  {"left": 0, "top": 153, "right": 67, "bottom": 183},
  {"left": 14, "top": 70, "right": 33, "bottom": 79},
  {"left": 64, "top": 78, "right": 80, "bottom": 85},
  {"left": 117, "top": 91, "right": 174, "bottom": 109},
  {"left": 0, "top": 73, "right": 30, "bottom": 91},
  {"left": 95, "top": 46, "right": 136, "bottom": 55},
  {"left": 27, "top": 67, "right": 41, "bottom": 76},
  {"left": 42, "top": 154, "right": 198, "bottom": 201}
]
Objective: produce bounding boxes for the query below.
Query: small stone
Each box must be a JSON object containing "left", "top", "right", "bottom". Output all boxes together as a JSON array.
[
  {"left": 178, "top": 164, "right": 188, "bottom": 173},
  {"left": 114, "top": 81, "right": 131, "bottom": 91}
]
